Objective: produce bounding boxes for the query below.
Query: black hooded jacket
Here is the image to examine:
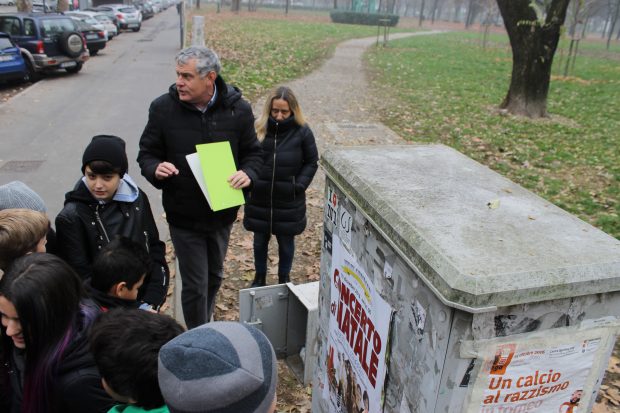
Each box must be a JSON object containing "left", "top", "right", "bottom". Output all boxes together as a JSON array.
[
  {"left": 137, "top": 77, "right": 263, "bottom": 232},
  {"left": 243, "top": 116, "right": 318, "bottom": 236},
  {"left": 55, "top": 180, "right": 169, "bottom": 309}
]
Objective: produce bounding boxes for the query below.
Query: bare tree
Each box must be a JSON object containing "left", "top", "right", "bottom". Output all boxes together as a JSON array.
[
  {"left": 16, "top": 0, "right": 32, "bottom": 12},
  {"left": 419, "top": 0, "right": 426, "bottom": 25},
  {"left": 57, "top": 0, "right": 69, "bottom": 11},
  {"left": 496, "top": 0, "right": 571, "bottom": 118},
  {"left": 430, "top": 0, "right": 439, "bottom": 22},
  {"left": 607, "top": 0, "right": 620, "bottom": 49},
  {"left": 481, "top": 0, "right": 498, "bottom": 48}
]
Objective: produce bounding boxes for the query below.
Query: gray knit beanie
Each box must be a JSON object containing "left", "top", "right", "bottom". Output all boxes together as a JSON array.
[
  {"left": 158, "top": 321, "right": 277, "bottom": 413},
  {"left": 0, "top": 181, "right": 47, "bottom": 212}
]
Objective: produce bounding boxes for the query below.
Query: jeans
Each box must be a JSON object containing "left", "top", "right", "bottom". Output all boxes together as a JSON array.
[
  {"left": 253, "top": 232, "right": 295, "bottom": 277},
  {"left": 169, "top": 223, "right": 232, "bottom": 328}
]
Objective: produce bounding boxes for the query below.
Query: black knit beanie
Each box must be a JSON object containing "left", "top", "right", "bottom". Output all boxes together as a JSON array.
[{"left": 81, "top": 135, "right": 128, "bottom": 176}]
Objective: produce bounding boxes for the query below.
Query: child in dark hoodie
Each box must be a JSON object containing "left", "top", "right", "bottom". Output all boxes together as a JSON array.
[
  {"left": 85, "top": 237, "right": 151, "bottom": 311},
  {"left": 56, "top": 135, "right": 169, "bottom": 312}
]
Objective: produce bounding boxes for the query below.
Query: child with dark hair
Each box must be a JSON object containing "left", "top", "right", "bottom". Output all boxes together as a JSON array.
[
  {"left": 85, "top": 237, "right": 152, "bottom": 311},
  {"left": 56, "top": 135, "right": 169, "bottom": 312},
  {"left": 0, "top": 253, "right": 114, "bottom": 413},
  {"left": 89, "top": 308, "right": 185, "bottom": 412}
]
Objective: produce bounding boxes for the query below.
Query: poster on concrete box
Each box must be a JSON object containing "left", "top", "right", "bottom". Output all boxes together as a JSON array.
[
  {"left": 463, "top": 321, "right": 619, "bottom": 413},
  {"left": 323, "top": 235, "right": 392, "bottom": 413}
]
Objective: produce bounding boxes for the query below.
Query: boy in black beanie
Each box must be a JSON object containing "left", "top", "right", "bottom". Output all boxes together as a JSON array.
[{"left": 56, "top": 135, "right": 169, "bottom": 312}]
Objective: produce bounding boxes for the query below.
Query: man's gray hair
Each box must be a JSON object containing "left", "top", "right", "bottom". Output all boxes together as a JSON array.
[{"left": 175, "top": 47, "right": 222, "bottom": 77}]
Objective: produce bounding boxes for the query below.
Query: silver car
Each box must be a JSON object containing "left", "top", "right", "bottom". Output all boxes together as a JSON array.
[
  {"left": 67, "top": 11, "right": 118, "bottom": 39},
  {"left": 96, "top": 4, "right": 141, "bottom": 32}
]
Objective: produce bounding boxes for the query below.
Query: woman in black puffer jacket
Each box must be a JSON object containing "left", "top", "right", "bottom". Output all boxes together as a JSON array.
[{"left": 243, "top": 86, "right": 319, "bottom": 287}]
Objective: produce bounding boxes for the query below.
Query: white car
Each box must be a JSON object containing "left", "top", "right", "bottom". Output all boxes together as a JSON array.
[
  {"left": 66, "top": 11, "right": 118, "bottom": 39},
  {"left": 0, "top": 0, "right": 16, "bottom": 5}
]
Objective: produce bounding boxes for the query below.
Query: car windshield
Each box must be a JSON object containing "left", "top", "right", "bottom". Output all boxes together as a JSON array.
[
  {"left": 118, "top": 6, "right": 137, "bottom": 12},
  {"left": 94, "top": 15, "right": 111, "bottom": 22},
  {"left": 83, "top": 17, "right": 99, "bottom": 25},
  {"left": 0, "top": 37, "right": 15, "bottom": 50},
  {"left": 40, "top": 18, "right": 75, "bottom": 36},
  {"left": 74, "top": 20, "right": 96, "bottom": 30}
]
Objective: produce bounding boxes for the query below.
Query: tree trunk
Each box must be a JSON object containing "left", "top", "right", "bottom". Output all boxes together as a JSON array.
[
  {"left": 607, "top": 0, "right": 620, "bottom": 49},
  {"left": 16, "top": 0, "right": 32, "bottom": 12},
  {"left": 496, "top": 0, "right": 570, "bottom": 118},
  {"left": 465, "top": 0, "right": 475, "bottom": 27},
  {"left": 418, "top": 0, "right": 425, "bottom": 26},
  {"left": 453, "top": 0, "right": 463, "bottom": 22},
  {"left": 430, "top": 0, "right": 438, "bottom": 23},
  {"left": 57, "top": 0, "right": 69, "bottom": 11}
]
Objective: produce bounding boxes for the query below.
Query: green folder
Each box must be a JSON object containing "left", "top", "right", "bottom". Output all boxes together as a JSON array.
[{"left": 193, "top": 142, "right": 245, "bottom": 212}]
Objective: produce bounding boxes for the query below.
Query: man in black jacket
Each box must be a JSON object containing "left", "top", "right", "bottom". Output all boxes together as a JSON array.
[{"left": 138, "top": 46, "right": 262, "bottom": 328}]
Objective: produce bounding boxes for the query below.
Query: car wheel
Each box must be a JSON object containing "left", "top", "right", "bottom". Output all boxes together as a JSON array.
[
  {"left": 132, "top": 26, "right": 140, "bottom": 32},
  {"left": 65, "top": 62, "right": 83, "bottom": 74},
  {"left": 58, "top": 31, "right": 85, "bottom": 58},
  {"left": 89, "top": 48, "right": 98, "bottom": 56},
  {"left": 23, "top": 59, "right": 39, "bottom": 83}
]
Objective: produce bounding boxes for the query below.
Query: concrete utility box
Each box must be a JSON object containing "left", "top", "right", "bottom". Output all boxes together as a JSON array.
[
  {"left": 239, "top": 281, "right": 319, "bottom": 386},
  {"left": 312, "top": 145, "right": 620, "bottom": 413}
]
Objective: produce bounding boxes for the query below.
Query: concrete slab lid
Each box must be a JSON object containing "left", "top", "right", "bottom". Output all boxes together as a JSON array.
[{"left": 321, "top": 144, "right": 620, "bottom": 311}]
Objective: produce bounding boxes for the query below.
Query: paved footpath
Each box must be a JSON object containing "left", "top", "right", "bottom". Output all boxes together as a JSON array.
[{"left": 259, "top": 31, "right": 445, "bottom": 190}]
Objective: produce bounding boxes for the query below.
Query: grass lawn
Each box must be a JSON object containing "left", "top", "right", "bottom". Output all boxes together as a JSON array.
[
  {"left": 187, "top": 7, "right": 392, "bottom": 99},
  {"left": 366, "top": 31, "right": 620, "bottom": 239}
]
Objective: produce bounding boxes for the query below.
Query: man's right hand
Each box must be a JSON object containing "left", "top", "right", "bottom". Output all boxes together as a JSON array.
[{"left": 155, "top": 162, "right": 179, "bottom": 180}]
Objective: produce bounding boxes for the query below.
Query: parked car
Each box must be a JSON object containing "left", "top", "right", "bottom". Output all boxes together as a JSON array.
[
  {"left": 0, "top": 31, "right": 33, "bottom": 83},
  {"left": 0, "top": 13, "right": 88, "bottom": 75},
  {"left": 66, "top": 11, "right": 110, "bottom": 40},
  {"left": 71, "top": 18, "right": 106, "bottom": 55},
  {"left": 94, "top": 4, "right": 141, "bottom": 32},
  {"left": 133, "top": 1, "right": 154, "bottom": 20},
  {"left": 32, "top": 2, "right": 56, "bottom": 12},
  {"left": 147, "top": 0, "right": 160, "bottom": 13},
  {"left": 0, "top": 0, "right": 16, "bottom": 6},
  {"left": 91, "top": 13, "right": 118, "bottom": 38},
  {"left": 85, "top": 7, "right": 119, "bottom": 32}
]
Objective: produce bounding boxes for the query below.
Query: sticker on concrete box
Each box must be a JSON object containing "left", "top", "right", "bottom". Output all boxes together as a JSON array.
[
  {"left": 338, "top": 205, "right": 352, "bottom": 250},
  {"left": 324, "top": 235, "right": 392, "bottom": 413},
  {"left": 323, "top": 228, "right": 333, "bottom": 255},
  {"left": 461, "top": 322, "right": 619, "bottom": 413},
  {"left": 383, "top": 259, "right": 393, "bottom": 279},
  {"left": 411, "top": 300, "right": 427, "bottom": 336},
  {"left": 325, "top": 186, "right": 338, "bottom": 231}
]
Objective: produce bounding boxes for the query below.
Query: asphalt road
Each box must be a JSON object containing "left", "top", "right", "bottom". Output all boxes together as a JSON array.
[{"left": 0, "top": 7, "right": 182, "bottom": 235}]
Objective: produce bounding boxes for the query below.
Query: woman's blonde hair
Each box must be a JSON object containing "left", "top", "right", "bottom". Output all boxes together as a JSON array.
[{"left": 255, "top": 86, "right": 306, "bottom": 141}]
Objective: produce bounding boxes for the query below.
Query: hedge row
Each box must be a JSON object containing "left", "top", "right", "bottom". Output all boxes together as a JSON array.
[{"left": 329, "top": 11, "right": 399, "bottom": 26}]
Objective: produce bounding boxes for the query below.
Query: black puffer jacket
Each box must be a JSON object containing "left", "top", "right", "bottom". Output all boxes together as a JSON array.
[
  {"left": 55, "top": 180, "right": 169, "bottom": 309},
  {"left": 4, "top": 302, "right": 114, "bottom": 413},
  {"left": 137, "top": 77, "right": 263, "bottom": 232},
  {"left": 243, "top": 116, "right": 318, "bottom": 235}
]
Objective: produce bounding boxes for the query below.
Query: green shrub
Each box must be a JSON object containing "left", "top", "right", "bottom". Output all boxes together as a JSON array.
[{"left": 329, "top": 11, "right": 399, "bottom": 26}]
